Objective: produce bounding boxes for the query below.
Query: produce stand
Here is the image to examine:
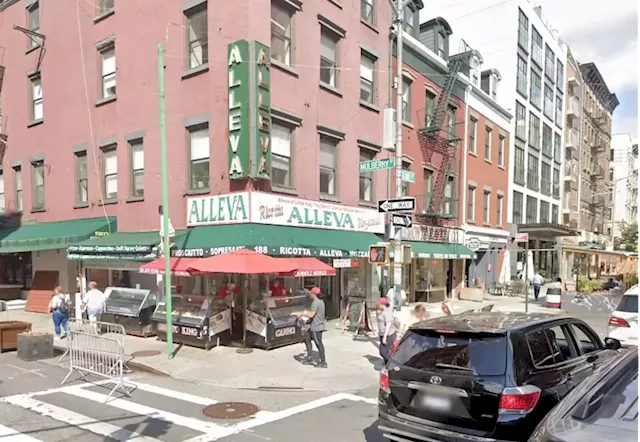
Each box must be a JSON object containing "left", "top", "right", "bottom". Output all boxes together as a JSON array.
[{"left": 246, "top": 293, "right": 312, "bottom": 350}]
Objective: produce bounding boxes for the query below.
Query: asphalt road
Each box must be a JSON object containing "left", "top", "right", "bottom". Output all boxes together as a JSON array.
[{"left": 0, "top": 353, "right": 382, "bottom": 442}]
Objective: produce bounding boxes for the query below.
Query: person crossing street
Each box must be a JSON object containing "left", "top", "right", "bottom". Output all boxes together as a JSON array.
[{"left": 295, "top": 287, "right": 327, "bottom": 368}]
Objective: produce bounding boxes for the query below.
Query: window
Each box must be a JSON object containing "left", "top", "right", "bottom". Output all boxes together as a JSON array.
[
  {"left": 189, "top": 126, "right": 210, "bottom": 190},
  {"left": 526, "top": 196, "right": 538, "bottom": 223},
  {"left": 497, "top": 195, "right": 503, "bottom": 226},
  {"left": 528, "top": 113, "right": 540, "bottom": 149},
  {"left": 527, "top": 327, "right": 572, "bottom": 367},
  {"left": 498, "top": 135, "right": 505, "bottom": 167},
  {"left": 513, "top": 191, "right": 523, "bottom": 224},
  {"left": 484, "top": 126, "right": 492, "bottom": 161},
  {"left": 541, "top": 162, "right": 551, "bottom": 195},
  {"left": 0, "top": 172, "right": 4, "bottom": 213},
  {"left": 423, "top": 169, "right": 433, "bottom": 210},
  {"left": 531, "top": 27, "right": 543, "bottom": 67},
  {"left": 320, "top": 30, "right": 339, "bottom": 87},
  {"left": 543, "top": 85, "right": 554, "bottom": 119},
  {"left": 98, "top": 0, "right": 114, "bottom": 15},
  {"left": 102, "top": 148, "right": 117, "bottom": 200},
  {"left": 271, "top": 2, "right": 293, "bottom": 65},
  {"left": 527, "top": 154, "right": 539, "bottom": 190},
  {"left": 76, "top": 152, "right": 88, "bottom": 205},
  {"left": 556, "top": 61, "right": 564, "bottom": 91},
  {"left": 319, "top": 136, "right": 337, "bottom": 196},
  {"left": 361, "top": 0, "right": 374, "bottom": 25},
  {"left": 542, "top": 124, "right": 552, "bottom": 157},
  {"left": 544, "top": 44, "right": 555, "bottom": 81},
  {"left": 270, "top": 123, "right": 293, "bottom": 188},
  {"left": 515, "top": 101, "right": 527, "bottom": 140},
  {"left": 30, "top": 74, "right": 43, "bottom": 121},
  {"left": 401, "top": 77, "right": 412, "bottom": 121},
  {"left": 27, "top": 2, "right": 41, "bottom": 48},
  {"left": 554, "top": 133, "right": 561, "bottom": 163},
  {"left": 540, "top": 201, "right": 549, "bottom": 222},
  {"left": 100, "top": 47, "right": 116, "bottom": 98},
  {"left": 185, "top": 5, "right": 208, "bottom": 69},
  {"left": 516, "top": 56, "right": 528, "bottom": 96},
  {"left": 483, "top": 190, "right": 490, "bottom": 224},
  {"left": 567, "top": 323, "right": 601, "bottom": 355},
  {"left": 437, "top": 32, "right": 446, "bottom": 59},
  {"left": 551, "top": 204, "right": 558, "bottom": 223},
  {"left": 130, "top": 140, "right": 144, "bottom": 197},
  {"left": 13, "top": 167, "right": 22, "bottom": 212},
  {"left": 359, "top": 150, "right": 374, "bottom": 202},
  {"left": 518, "top": 8, "right": 529, "bottom": 50},
  {"left": 553, "top": 169, "right": 560, "bottom": 198},
  {"left": 444, "top": 176, "right": 454, "bottom": 215},
  {"left": 469, "top": 118, "right": 477, "bottom": 155},
  {"left": 32, "top": 161, "right": 45, "bottom": 210},
  {"left": 467, "top": 186, "right": 476, "bottom": 221},
  {"left": 555, "top": 95, "right": 563, "bottom": 127},
  {"left": 530, "top": 69, "right": 541, "bottom": 108},
  {"left": 514, "top": 146, "right": 525, "bottom": 184},
  {"left": 360, "top": 53, "right": 375, "bottom": 104},
  {"left": 447, "top": 107, "right": 456, "bottom": 140},
  {"left": 425, "top": 91, "right": 436, "bottom": 129},
  {"left": 403, "top": 6, "right": 415, "bottom": 36}
]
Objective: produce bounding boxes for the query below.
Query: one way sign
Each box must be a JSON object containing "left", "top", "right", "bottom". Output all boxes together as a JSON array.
[
  {"left": 391, "top": 214, "right": 412, "bottom": 228},
  {"left": 378, "top": 197, "right": 416, "bottom": 213}
]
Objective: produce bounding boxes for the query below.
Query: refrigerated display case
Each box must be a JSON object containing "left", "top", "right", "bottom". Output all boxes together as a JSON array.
[
  {"left": 101, "top": 287, "right": 158, "bottom": 337},
  {"left": 152, "top": 294, "right": 231, "bottom": 349}
]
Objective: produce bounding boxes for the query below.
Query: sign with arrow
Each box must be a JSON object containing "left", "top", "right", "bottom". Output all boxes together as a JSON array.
[
  {"left": 378, "top": 197, "right": 416, "bottom": 213},
  {"left": 391, "top": 214, "right": 412, "bottom": 228}
]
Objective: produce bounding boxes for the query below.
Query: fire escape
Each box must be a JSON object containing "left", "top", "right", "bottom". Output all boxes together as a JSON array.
[{"left": 414, "top": 42, "right": 470, "bottom": 243}]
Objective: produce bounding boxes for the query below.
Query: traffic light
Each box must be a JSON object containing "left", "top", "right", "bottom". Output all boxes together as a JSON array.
[{"left": 369, "top": 245, "right": 389, "bottom": 265}]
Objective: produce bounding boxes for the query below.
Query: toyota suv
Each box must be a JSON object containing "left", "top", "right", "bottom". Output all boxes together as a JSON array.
[{"left": 378, "top": 312, "right": 621, "bottom": 442}]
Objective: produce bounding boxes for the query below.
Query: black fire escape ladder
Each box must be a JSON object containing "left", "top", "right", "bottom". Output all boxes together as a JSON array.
[{"left": 425, "top": 57, "right": 464, "bottom": 136}]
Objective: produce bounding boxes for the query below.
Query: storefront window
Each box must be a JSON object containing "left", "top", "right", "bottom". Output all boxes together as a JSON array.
[
  {"left": 414, "top": 259, "right": 446, "bottom": 303},
  {"left": 1, "top": 253, "right": 32, "bottom": 289}
]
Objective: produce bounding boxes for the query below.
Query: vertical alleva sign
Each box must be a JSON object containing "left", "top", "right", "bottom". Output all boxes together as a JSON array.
[{"left": 228, "top": 40, "right": 271, "bottom": 180}]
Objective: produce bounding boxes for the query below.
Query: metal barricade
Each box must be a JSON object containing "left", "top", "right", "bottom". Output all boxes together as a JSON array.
[{"left": 61, "top": 318, "right": 132, "bottom": 401}]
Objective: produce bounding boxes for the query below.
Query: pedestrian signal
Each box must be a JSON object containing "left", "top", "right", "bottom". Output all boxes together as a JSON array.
[{"left": 369, "top": 245, "right": 389, "bottom": 265}]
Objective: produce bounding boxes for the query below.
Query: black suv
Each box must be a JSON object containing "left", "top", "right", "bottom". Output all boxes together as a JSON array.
[{"left": 378, "top": 312, "right": 621, "bottom": 442}]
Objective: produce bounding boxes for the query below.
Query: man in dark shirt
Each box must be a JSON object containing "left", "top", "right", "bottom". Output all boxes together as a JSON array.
[{"left": 295, "top": 287, "right": 327, "bottom": 368}]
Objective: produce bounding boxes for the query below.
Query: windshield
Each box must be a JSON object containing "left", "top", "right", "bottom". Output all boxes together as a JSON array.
[{"left": 391, "top": 330, "right": 507, "bottom": 376}]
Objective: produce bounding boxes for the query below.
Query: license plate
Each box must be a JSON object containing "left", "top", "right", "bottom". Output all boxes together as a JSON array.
[{"left": 421, "top": 396, "right": 451, "bottom": 412}]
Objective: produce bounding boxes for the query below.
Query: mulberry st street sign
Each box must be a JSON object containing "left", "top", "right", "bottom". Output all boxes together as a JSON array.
[{"left": 228, "top": 40, "right": 271, "bottom": 180}]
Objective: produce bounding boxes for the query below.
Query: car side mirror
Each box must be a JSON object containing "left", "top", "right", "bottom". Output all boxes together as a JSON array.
[{"left": 604, "top": 337, "right": 622, "bottom": 350}]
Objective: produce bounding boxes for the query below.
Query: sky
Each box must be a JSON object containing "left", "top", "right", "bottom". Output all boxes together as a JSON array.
[{"left": 533, "top": 0, "right": 638, "bottom": 139}]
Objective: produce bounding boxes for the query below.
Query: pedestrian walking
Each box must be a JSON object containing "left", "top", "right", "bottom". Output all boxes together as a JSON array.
[
  {"left": 48, "top": 286, "right": 70, "bottom": 338},
  {"left": 532, "top": 271, "right": 544, "bottom": 300},
  {"left": 376, "top": 298, "right": 397, "bottom": 364},
  {"left": 398, "top": 304, "right": 428, "bottom": 339},
  {"left": 295, "top": 287, "right": 327, "bottom": 368},
  {"left": 84, "top": 281, "right": 106, "bottom": 333}
]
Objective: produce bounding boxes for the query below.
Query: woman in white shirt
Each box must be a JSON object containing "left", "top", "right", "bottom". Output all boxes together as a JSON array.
[
  {"left": 84, "top": 281, "right": 106, "bottom": 323},
  {"left": 48, "top": 286, "right": 70, "bottom": 338}
]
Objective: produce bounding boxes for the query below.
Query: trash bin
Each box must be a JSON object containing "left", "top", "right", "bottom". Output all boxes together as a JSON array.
[{"left": 545, "top": 287, "right": 562, "bottom": 309}]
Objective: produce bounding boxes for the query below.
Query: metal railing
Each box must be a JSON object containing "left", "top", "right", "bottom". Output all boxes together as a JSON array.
[{"left": 61, "top": 319, "right": 132, "bottom": 402}]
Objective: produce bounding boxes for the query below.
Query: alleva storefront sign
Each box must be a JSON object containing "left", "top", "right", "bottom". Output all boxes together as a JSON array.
[{"left": 187, "top": 191, "right": 385, "bottom": 234}]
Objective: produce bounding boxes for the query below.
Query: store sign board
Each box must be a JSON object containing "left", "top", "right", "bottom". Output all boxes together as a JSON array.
[
  {"left": 398, "top": 225, "right": 460, "bottom": 244},
  {"left": 187, "top": 192, "right": 250, "bottom": 226},
  {"left": 172, "top": 245, "right": 369, "bottom": 259},
  {"left": 250, "top": 191, "right": 385, "bottom": 234},
  {"left": 228, "top": 40, "right": 271, "bottom": 180},
  {"left": 68, "top": 244, "right": 153, "bottom": 254}
]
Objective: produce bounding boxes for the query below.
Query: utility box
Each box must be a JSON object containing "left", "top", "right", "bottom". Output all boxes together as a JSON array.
[{"left": 17, "top": 332, "right": 54, "bottom": 361}]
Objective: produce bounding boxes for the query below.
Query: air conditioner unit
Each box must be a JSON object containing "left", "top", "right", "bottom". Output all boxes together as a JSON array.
[{"left": 382, "top": 108, "right": 396, "bottom": 151}]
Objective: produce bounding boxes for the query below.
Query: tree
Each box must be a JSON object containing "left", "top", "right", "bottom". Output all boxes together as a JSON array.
[{"left": 614, "top": 221, "right": 638, "bottom": 252}]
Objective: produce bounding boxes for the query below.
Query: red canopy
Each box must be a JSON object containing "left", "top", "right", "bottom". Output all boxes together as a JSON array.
[
  {"left": 187, "top": 249, "right": 298, "bottom": 274},
  {"left": 278, "top": 258, "right": 337, "bottom": 277},
  {"left": 139, "top": 257, "right": 202, "bottom": 277}
]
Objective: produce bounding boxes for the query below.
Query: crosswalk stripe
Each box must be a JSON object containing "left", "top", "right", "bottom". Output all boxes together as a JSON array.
[
  {"left": 63, "top": 388, "right": 227, "bottom": 435},
  {"left": 0, "top": 423, "right": 43, "bottom": 442},
  {"left": 1, "top": 395, "right": 162, "bottom": 442},
  {"left": 129, "top": 381, "right": 218, "bottom": 406}
]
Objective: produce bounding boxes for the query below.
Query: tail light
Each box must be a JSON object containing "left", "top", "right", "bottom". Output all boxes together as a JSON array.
[
  {"left": 390, "top": 339, "right": 400, "bottom": 355},
  {"left": 499, "top": 386, "right": 541, "bottom": 414},
  {"left": 609, "top": 316, "right": 630, "bottom": 327},
  {"left": 380, "top": 368, "right": 390, "bottom": 393}
]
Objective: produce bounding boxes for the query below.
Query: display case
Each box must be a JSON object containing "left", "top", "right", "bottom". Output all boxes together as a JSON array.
[
  {"left": 246, "top": 293, "right": 312, "bottom": 350},
  {"left": 152, "top": 294, "right": 231, "bottom": 349},
  {"left": 102, "top": 287, "right": 158, "bottom": 337}
]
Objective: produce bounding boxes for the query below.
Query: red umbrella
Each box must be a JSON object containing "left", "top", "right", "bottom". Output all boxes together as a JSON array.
[
  {"left": 277, "top": 257, "right": 337, "bottom": 277},
  {"left": 187, "top": 249, "right": 298, "bottom": 274},
  {"left": 139, "top": 257, "right": 202, "bottom": 276}
]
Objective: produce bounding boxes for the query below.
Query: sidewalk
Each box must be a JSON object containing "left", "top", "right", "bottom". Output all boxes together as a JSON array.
[{"left": 0, "top": 296, "right": 563, "bottom": 391}]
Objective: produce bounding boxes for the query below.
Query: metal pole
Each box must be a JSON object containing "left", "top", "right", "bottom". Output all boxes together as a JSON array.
[
  {"left": 524, "top": 240, "right": 529, "bottom": 313},
  {"left": 392, "top": 0, "right": 404, "bottom": 310},
  {"left": 158, "top": 43, "right": 173, "bottom": 358}
]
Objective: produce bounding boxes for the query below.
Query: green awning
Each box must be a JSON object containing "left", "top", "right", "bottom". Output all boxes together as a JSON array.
[
  {"left": 171, "top": 224, "right": 380, "bottom": 258},
  {"left": 67, "top": 230, "right": 164, "bottom": 261},
  {"left": 0, "top": 217, "right": 116, "bottom": 254},
  {"left": 407, "top": 241, "right": 476, "bottom": 259}
]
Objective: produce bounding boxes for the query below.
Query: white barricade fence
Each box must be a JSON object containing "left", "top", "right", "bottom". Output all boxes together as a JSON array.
[{"left": 61, "top": 318, "right": 133, "bottom": 402}]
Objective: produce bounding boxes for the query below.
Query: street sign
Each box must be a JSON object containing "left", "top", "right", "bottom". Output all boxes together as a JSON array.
[
  {"left": 378, "top": 197, "right": 416, "bottom": 213},
  {"left": 391, "top": 213, "right": 413, "bottom": 228},
  {"left": 359, "top": 158, "right": 395, "bottom": 172},
  {"left": 399, "top": 170, "right": 415, "bottom": 183},
  {"left": 515, "top": 233, "right": 529, "bottom": 243}
]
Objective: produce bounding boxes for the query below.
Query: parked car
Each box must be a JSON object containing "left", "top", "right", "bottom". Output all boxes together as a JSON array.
[
  {"left": 608, "top": 285, "right": 638, "bottom": 346},
  {"left": 529, "top": 345, "right": 637, "bottom": 442},
  {"left": 378, "top": 312, "right": 621, "bottom": 442}
]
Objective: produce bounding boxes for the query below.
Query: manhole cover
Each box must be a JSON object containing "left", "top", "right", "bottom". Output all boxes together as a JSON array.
[
  {"left": 131, "top": 350, "right": 161, "bottom": 358},
  {"left": 203, "top": 402, "right": 259, "bottom": 419}
]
